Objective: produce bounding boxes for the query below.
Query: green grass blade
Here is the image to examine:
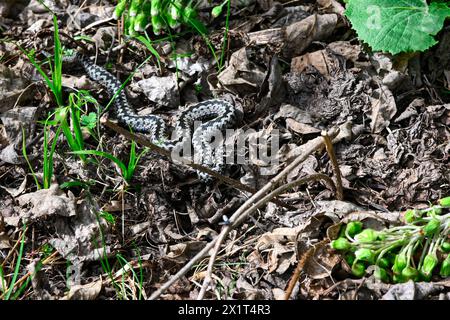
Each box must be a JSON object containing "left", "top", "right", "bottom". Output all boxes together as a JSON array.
[
  {"left": 69, "top": 96, "right": 86, "bottom": 153},
  {"left": 219, "top": 0, "right": 231, "bottom": 70},
  {"left": 71, "top": 150, "right": 128, "bottom": 181},
  {"left": 43, "top": 113, "right": 63, "bottom": 189},
  {"left": 51, "top": 14, "right": 63, "bottom": 107},
  {"left": 4, "top": 225, "right": 26, "bottom": 300},
  {"left": 0, "top": 265, "right": 5, "bottom": 294},
  {"left": 18, "top": 47, "right": 56, "bottom": 96},
  {"left": 21, "top": 127, "right": 41, "bottom": 189},
  {"left": 135, "top": 35, "right": 162, "bottom": 69}
]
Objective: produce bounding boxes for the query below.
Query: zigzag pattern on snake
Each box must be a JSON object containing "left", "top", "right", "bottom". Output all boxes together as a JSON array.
[{"left": 69, "top": 53, "right": 238, "bottom": 181}]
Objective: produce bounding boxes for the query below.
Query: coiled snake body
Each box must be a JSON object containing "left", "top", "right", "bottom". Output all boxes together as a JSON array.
[{"left": 71, "top": 53, "right": 237, "bottom": 181}]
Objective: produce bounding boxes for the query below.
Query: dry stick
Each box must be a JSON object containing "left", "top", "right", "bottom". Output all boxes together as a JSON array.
[
  {"left": 322, "top": 130, "right": 344, "bottom": 200},
  {"left": 149, "top": 127, "right": 341, "bottom": 300},
  {"left": 101, "top": 118, "right": 295, "bottom": 211},
  {"left": 197, "top": 174, "right": 337, "bottom": 299},
  {"left": 232, "top": 174, "right": 336, "bottom": 228},
  {"left": 283, "top": 239, "right": 329, "bottom": 300}
]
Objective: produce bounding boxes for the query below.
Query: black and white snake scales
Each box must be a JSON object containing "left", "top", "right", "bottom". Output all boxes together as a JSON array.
[{"left": 70, "top": 53, "right": 237, "bottom": 181}]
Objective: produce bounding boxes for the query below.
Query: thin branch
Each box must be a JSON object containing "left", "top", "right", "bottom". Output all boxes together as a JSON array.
[
  {"left": 284, "top": 239, "right": 329, "bottom": 300},
  {"left": 322, "top": 130, "right": 344, "bottom": 200}
]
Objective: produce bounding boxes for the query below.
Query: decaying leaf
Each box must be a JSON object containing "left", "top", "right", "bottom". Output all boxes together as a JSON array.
[
  {"left": 217, "top": 47, "right": 266, "bottom": 95},
  {"left": 282, "top": 14, "right": 338, "bottom": 59},
  {"left": 62, "top": 279, "right": 103, "bottom": 300},
  {"left": 166, "top": 241, "right": 207, "bottom": 263},
  {"left": 16, "top": 183, "right": 77, "bottom": 222},
  {"left": 0, "top": 64, "right": 31, "bottom": 114},
  {"left": 291, "top": 42, "right": 361, "bottom": 78},
  {"left": 370, "top": 85, "right": 397, "bottom": 133}
]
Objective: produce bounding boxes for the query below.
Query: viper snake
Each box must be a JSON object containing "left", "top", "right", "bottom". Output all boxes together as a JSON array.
[{"left": 66, "top": 52, "right": 238, "bottom": 181}]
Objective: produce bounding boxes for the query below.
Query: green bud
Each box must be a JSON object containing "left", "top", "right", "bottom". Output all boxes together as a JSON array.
[
  {"left": 151, "top": 15, "right": 163, "bottom": 35},
  {"left": 113, "top": 0, "right": 128, "bottom": 19},
  {"left": 166, "top": 15, "right": 180, "bottom": 29},
  {"left": 439, "top": 255, "right": 450, "bottom": 278},
  {"left": 420, "top": 253, "right": 438, "bottom": 279},
  {"left": 377, "top": 233, "right": 387, "bottom": 241},
  {"left": 345, "top": 221, "right": 363, "bottom": 237},
  {"left": 428, "top": 206, "right": 442, "bottom": 216},
  {"left": 355, "top": 229, "right": 379, "bottom": 243},
  {"left": 402, "top": 266, "right": 419, "bottom": 281},
  {"left": 344, "top": 253, "right": 355, "bottom": 266},
  {"left": 351, "top": 261, "right": 366, "bottom": 278},
  {"left": 393, "top": 273, "right": 407, "bottom": 283},
  {"left": 441, "top": 242, "right": 450, "bottom": 253},
  {"left": 423, "top": 218, "right": 441, "bottom": 237},
  {"left": 392, "top": 251, "right": 407, "bottom": 274},
  {"left": 127, "top": 15, "right": 137, "bottom": 36},
  {"left": 377, "top": 257, "right": 390, "bottom": 268},
  {"left": 182, "top": 6, "right": 197, "bottom": 23},
  {"left": 355, "top": 248, "right": 375, "bottom": 264},
  {"left": 439, "top": 196, "right": 450, "bottom": 208},
  {"left": 331, "top": 238, "right": 352, "bottom": 251},
  {"left": 55, "top": 107, "right": 68, "bottom": 122},
  {"left": 404, "top": 209, "right": 416, "bottom": 223},
  {"left": 211, "top": 5, "right": 223, "bottom": 18},
  {"left": 129, "top": 0, "right": 143, "bottom": 17},
  {"left": 134, "top": 12, "right": 148, "bottom": 31},
  {"left": 150, "top": 0, "right": 161, "bottom": 16},
  {"left": 374, "top": 266, "right": 389, "bottom": 283},
  {"left": 169, "top": 1, "right": 182, "bottom": 20}
]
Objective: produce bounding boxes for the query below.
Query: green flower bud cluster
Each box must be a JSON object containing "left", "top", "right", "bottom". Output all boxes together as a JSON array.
[
  {"left": 113, "top": 0, "right": 199, "bottom": 36},
  {"left": 330, "top": 196, "right": 450, "bottom": 283}
]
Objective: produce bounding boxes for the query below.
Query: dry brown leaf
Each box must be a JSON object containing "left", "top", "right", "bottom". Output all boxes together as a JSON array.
[
  {"left": 303, "top": 241, "right": 341, "bottom": 279},
  {"left": 0, "top": 64, "right": 31, "bottom": 114},
  {"left": 217, "top": 47, "right": 266, "bottom": 95},
  {"left": 0, "top": 176, "right": 27, "bottom": 197},
  {"left": 285, "top": 118, "right": 321, "bottom": 135},
  {"left": 62, "top": 279, "right": 103, "bottom": 300},
  {"left": 282, "top": 14, "right": 338, "bottom": 59},
  {"left": 370, "top": 85, "right": 397, "bottom": 133},
  {"left": 291, "top": 42, "right": 361, "bottom": 78},
  {"left": 317, "top": 0, "right": 345, "bottom": 15},
  {"left": 166, "top": 241, "right": 207, "bottom": 263},
  {"left": 16, "top": 183, "right": 77, "bottom": 222}
]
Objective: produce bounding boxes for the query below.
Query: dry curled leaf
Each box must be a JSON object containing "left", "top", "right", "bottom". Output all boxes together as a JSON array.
[
  {"left": 16, "top": 183, "right": 77, "bottom": 222},
  {"left": 370, "top": 85, "right": 397, "bottom": 133},
  {"left": 62, "top": 279, "right": 103, "bottom": 300}
]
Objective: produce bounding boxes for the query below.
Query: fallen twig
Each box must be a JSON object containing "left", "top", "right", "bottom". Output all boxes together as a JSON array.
[
  {"left": 322, "top": 130, "right": 344, "bottom": 200},
  {"left": 284, "top": 240, "right": 329, "bottom": 300}
]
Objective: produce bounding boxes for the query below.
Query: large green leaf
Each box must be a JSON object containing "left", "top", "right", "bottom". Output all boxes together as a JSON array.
[{"left": 345, "top": 0, "right": 450, "bottom": 54}]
